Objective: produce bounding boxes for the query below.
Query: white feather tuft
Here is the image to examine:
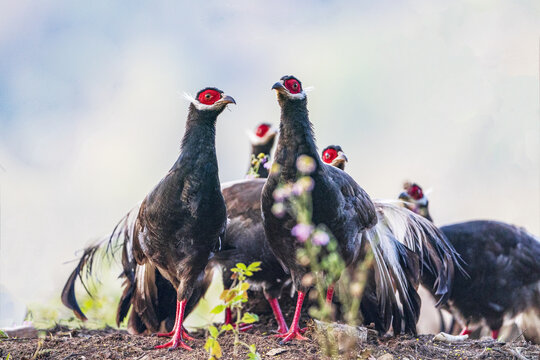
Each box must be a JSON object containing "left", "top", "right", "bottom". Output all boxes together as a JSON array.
[
  {"left": 181, "top": 92, "right": 215, "bottom": 111},
  {"left": 245, "top": 125, "right": 278, "bottom": 146}
]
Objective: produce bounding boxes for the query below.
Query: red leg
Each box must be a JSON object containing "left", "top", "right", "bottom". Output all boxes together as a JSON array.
[
  {"left": 224, "top": 307, "right": 253, "bottom": 332},
  {"left": 155, "top": 300, "right": 192, "bottom": 350},
  {"left": 225, "top": 307, "right": 233, "bottom": 325},
  {"left": 491, "top": 329, "right": 499, "bottom": 340},
  {"left": 181, "top": 326, "right": 195, "bottom": 341},
  {"left": 275, "top": 291, "right": 308, "bottom": 342},
  {"left": 326, "top": 284, "right": 335, "bottom": 304},
  {"left": 460, "top": 327, "right": 471, "bottom": 336},
  {"left": 266, "top": 296, "right": 288, "bottom": 334}
]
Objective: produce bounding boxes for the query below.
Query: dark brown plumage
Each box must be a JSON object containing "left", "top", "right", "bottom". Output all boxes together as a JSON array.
[
  {"left": 400, "top": 183, "right": 540, "bottom": 340},
  {"left": 261, "top": 76, "right": 461, "bottom": 341}
]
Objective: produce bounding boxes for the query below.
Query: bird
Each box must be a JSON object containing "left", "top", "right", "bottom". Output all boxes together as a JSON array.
[
  {"left": 246, "top": 123, "right": 278, "bottom": 178},
  {"left": 399, "top": 182, "right": 540, "bottom": 340},
  {"left": 320, "top": 145, "right": 457, "bottom": 335},
  {"left": 261, "top": 75, "right": 462, "bottom": 342},
  {"left": 61, "top": 121, "right": 291, "bottom": 336},
  {"left": 63, "top": 87, "right": 234, "bottom": 351},
  {"left": 321, "top": 145, "right": 348, "bottom": 170}
]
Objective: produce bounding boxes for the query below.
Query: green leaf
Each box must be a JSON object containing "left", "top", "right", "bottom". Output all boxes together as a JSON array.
[
  {"left": 208, "top": 325, "right": 219, "bottom": 338},
  {"left": 236, "top": 263, "right": 247, "bottom": 271},
  {"left": 222, "top": 323, "right": 234, "bottom": 331},
  {"left": 245, "top": 270, "right": 253, "bottom": 276},
  {"left": 210, "top": 304, "right": 226, "bottom": 315},
  {"left": 240, "top": 312, "right": 259, "bottom": 324},
  {"left": 204, "top": 338, "right": 214, "bottom": 352},
  {"left": 0, "top": 330, "right": 8, "bottom": 339},
  {"left": 249, "top": 344, "right": 256, "bottom": 353},
  {"left": 212, "top": 339, "right": 222, "bottom": 358},
  {"left": 240, "top": 282, "right": 250, "bottom": 291},
  {"left": 247, "top": 262, "right": 262, "bottom": 271},
  {"left": 232, "top": 294, "right": 244, "bottom": 303}
]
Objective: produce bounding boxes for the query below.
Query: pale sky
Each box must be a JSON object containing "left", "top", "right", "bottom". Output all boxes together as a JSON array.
[{"left": 1, "top": 1, "right": 539, "bottom": 304}]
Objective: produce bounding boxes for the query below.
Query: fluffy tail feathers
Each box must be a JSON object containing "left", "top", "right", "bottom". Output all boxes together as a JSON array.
[
  {"left": 360, "top": 200, "right": 463, "bottom": 335},
  {"left": 60, "top": 205, "right": 140, "bottom": 322}
]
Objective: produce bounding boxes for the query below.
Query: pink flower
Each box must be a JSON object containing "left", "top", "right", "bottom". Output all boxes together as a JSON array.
[
  {"left": 312, "top": 230, "right": 330, "bottom": 246},
  {"left": 292, "top": 176, "right": 314, "bottom": 196},
  {"left": 271, "top": 203, "right": 286, "bottom": 218},
  {"left": 273, "top": 187, "right": 288, "bottom": 202},
  {"left": 296, "top": 155, "right": 316, "bottom": 174},
  {"left": 291, "top": 223, "right": 314, "bottom": 243},
  {"left": 263, "top": 161, "right": 272, "bottom": 170}
]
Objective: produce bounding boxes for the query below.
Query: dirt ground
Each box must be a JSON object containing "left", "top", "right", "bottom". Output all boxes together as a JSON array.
[{"left": 1, "top": 318, "right": 539, "bottom": 360}]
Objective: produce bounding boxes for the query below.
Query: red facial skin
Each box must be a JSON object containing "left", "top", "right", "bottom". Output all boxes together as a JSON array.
[
  {"left": 407, "top": 185, "right": 424, "bottom": 200},
  {"left": 197, "top": 89, "right": 222, "bottom": 105},
  {"left": 256, "top": 124, "right": 270, "bottom": 137},
  {"left": 322, "top": 148, "right": 338, "bottom": 164},
  {"left": 284, "top": 78, "right": 302, "bottom": 94}
]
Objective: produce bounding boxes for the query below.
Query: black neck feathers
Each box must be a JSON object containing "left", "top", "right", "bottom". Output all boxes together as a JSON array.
[
  {"left": 174, "top": 104, "right": 220, "bottom": 170},
  {"left": 273, "top": 96, "right": 321, "bottom": 180}
]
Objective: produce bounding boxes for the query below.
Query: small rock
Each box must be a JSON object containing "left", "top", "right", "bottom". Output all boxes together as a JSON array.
[
  {"left": 266, "top": 347, "right": 288, "bottom": 356},
  {"left": 2, "top": 324, "right": 38, "bottom": 338},
  {"left": 433, "top": 332, "right": 468, "bottom": 343},
  {"left": 313, "top": 320, "right": 376, "bottom": 353},
  {"left": 377, "top": 354, "right": 394, "bottom": 360}
]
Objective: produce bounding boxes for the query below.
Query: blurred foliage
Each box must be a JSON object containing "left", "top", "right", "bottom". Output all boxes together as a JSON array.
[
  {"left": 26, "top": 259, "right": 124, "bottom": 329},
  {"left": 25, "top": 254, "right": 225, "bottom": 330}
]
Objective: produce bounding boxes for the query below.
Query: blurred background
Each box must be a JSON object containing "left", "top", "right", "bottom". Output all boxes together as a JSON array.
[{"left": 0, "top": 1, "right": 539, "bottom": 325}]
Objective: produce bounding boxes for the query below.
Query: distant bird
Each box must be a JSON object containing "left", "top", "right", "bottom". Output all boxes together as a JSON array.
[
  {"left": 63, "top": 88, "right": 235, "bottom": 351},
  {"left": 262, "top": 75, "right": 461, "bottom": 342},
  {"left": 399, "top": 182, "right": 540, "bottom": 340},
  {"left": 246, "top": 123, "right": 278, "bottom": 178},
  {"left": 321, "top": 145, "right": 348, "bottom": 170}
]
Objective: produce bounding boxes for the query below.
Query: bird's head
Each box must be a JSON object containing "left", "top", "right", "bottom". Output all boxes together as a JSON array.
[
  {"left": 246, "top": 123, "right": 278, "bottom": 146},
  {"left": 186, "top": 87, "right": 236, "bottom": 114},
  {"left": 398, "top": 182, "right": 432, "bottom": 220},
  {"left": 272, "top": 75, "right": 306, "bottom": 103},
  {"left": 321, "top": 145, "right": 348, "bottom": 170}
]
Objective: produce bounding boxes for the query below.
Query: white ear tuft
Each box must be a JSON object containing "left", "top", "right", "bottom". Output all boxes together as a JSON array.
[{"left": 182, "top": 92, "right": 197, "bottom": 103}]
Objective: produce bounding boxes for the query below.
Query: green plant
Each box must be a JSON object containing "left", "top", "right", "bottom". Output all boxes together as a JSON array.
[
  {"left": 247, "top": 153, "right": 269, "bottom": 178},
  {"left": 271, "top": 155, "right": 372, "bottom": 358},
  {"left": 205, "top": 262, "right": 262, "bottom": 360}
]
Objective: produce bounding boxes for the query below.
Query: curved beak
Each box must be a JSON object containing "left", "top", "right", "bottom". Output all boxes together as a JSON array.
[
  {"left": 220, "top": 95, "right": 236, "bottom": 105},
  {"left": 336, "top": 151, "right": 348, "bottom": 162},
  {"left": 272, "top": 82, "right": 286, "bottom": 93},
  {"left": 398, "top": 191, "right": 411, "bottom": 202}
]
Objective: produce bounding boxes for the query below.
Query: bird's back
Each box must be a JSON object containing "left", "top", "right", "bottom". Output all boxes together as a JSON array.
[{"left": 441, "top": 220, "right": 540, "bottom": 322}]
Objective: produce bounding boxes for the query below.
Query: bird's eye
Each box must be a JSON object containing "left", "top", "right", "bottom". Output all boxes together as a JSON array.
[
  {"left": 198, "top": 89, "right": 222, "bottom": 105},
  {"left": 284, "top": 79, "right": 302, "bottom": 94},
  {"left": 256, "top": 124, "right": 270, "bottom": 137},
  {"left": 408, "top": 185, "right": 423, "bottom": 200},
  {"left": 322, "top": 148, "right": 337, "bottom": 163}
]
